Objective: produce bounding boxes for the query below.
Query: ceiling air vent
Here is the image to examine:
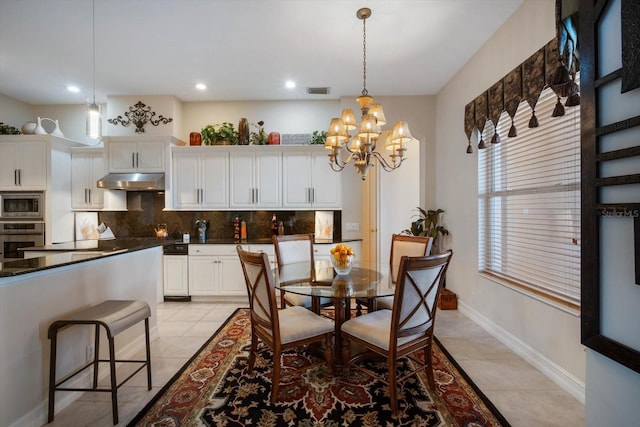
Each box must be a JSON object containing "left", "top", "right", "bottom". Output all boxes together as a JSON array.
[{"left": 306, "top": 87, "right": 330, "bottom": 95}]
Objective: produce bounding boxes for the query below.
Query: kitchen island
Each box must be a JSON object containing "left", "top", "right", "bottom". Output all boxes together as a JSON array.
[{"left": 0, "top": 239, "right": 166, "bottom": 427}]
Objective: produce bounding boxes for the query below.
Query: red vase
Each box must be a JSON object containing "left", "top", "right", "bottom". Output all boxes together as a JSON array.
[
  {"left": 268, "top": 132, "right": 280, "bottom": 145},
  {"left": 190, "top": 132, "right": 202, "bottom": 146}
]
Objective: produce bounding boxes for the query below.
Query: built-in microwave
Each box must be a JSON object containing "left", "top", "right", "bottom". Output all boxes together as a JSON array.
[{"left": 0, "top": 192, "right": 44, "bottom": 220}]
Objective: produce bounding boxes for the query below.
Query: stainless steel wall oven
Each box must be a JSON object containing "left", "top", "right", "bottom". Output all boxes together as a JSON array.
[{"left": 0, "top": 222, "right": 45, "bottom": 263}]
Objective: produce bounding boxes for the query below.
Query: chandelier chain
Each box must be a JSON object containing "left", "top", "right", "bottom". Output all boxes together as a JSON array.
[
  {"left": 362, "top": 16, "right": 368, "bottom": 97},
  {"left": 92, "top": 0, "right": 96, "bottom": 104}
]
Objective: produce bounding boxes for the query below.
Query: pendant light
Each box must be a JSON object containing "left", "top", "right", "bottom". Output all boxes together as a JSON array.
[
  {"left": 86, "top": 0, "right": 101, "bottom": 139},
  {"left": 324, "top": 8, "right": 416, "bottom": 180}
]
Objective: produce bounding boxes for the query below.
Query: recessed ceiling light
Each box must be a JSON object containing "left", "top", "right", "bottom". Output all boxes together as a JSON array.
[
  {"left": 285, "top": 80, "right": 296, "bottom": 89},
  {"left": 195, "top": 83, "right": 207, "bottom": 90},
  {"left": 67, "top": 85, "right": 80, "bottom": 93}
]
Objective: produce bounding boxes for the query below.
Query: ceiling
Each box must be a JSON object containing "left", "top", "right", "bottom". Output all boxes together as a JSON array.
[{"left": 0, "top": 0, "right": 523, "bottom": 105}]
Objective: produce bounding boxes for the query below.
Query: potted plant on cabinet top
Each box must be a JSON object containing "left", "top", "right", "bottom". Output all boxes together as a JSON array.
[
  {"left": 201, "top": 122, "right": 239, "bottom": 145},
  {"left": 309, "top": 130, "right": 327, "bottom": 145}
]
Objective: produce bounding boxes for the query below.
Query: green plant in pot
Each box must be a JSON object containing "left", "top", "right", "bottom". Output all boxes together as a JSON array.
[
  {"left": 310, "top": 130, "right": 327, "bottom": 145},
  {"left": 403, "top": 207, "right": 449, "bottom": 253},
  {"left": 201, "top": 122, "right": 239, "bottom": 145}
]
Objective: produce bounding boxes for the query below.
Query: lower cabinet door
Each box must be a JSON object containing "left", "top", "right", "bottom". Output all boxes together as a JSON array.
[
  {"left": 163, "top": 255, "right": 189, "bottom": 296},
  {"left": 218, "top": 256, "right": 246, "bottom": 295},
  {"left": 188, "top": 256, "right": 218, "bottom": 295}
]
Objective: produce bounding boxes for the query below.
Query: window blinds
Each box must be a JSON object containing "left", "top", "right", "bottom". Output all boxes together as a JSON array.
[{"left": 478, "top": 83, "right": 581, "bottom": 309}]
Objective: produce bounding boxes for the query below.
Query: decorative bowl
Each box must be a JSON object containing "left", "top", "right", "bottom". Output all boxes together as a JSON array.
[{"left": 330, "top": 254, "right": 353, "bottom": 275}]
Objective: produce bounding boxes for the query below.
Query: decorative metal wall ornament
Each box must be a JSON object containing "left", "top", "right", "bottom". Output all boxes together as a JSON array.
[{"left": 107, "top": 101, "right": 173, "bottom": 133}]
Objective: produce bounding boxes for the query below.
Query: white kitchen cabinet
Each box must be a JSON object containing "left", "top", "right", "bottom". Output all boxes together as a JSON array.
[
  {"left": 171, "top": 148, "right": 228, "bottom": 209},
  {"left": 229, "top": 150, "right": 281, "bottom": 208},
  {"left": 70, "top": 148, "right": 105, "bottom": 209},
  {"left": 107, "top": 140, "right": 165, "bottom": 172},
  {"left": 282, "top": 148, "right": 341, "bottom": 209},
  {"left": 0, "top": 140, "right": 47, "bottom": 190},
  {"left": 0, "top": 135, "right": 83, "bottom": 244},
  {"left": 163, "top": 255, "right": 189, "bottom": 296},
  {"left": 188, "top": 245, "right": 245, "bottom": 296}
]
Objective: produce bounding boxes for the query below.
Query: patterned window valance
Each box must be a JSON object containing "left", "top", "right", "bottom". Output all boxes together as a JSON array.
[{"left": 465, "top": 0, "right": 580, "bottom": 153}]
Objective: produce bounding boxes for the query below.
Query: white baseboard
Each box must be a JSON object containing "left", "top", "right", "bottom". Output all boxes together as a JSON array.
[
  {"left": 11, "top": 324, "right": 159, "bottom": 427},
  {"left": 457, "top": 300, "right": 585, "bottom": 404}
]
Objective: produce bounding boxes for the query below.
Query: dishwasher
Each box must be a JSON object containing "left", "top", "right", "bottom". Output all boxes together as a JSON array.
[{"left": 163, "top": 242, "right": 190, "bottom": 301}]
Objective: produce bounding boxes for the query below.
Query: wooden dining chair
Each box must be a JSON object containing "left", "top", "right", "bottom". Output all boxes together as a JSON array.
[
  {"left": 272, "top": 233, "right": 332, "bottom": 311},
  {"left": 341, "top": 250, "right": 453, "bottom": 417},
  {"left": 236, "top": 245, "right": 334, "bottom": 403},
  {"left": 358, "top": 233, "right": 434, "bottom": 312}
]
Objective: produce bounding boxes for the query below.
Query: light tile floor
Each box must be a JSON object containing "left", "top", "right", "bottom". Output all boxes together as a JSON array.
[{"left": 48, "top": 301, "right": 584, "bottom": 426}]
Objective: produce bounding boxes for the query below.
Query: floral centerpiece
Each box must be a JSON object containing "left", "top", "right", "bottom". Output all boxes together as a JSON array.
[{"left": 330, "top": 243, "right": 354, "bottom": 275}]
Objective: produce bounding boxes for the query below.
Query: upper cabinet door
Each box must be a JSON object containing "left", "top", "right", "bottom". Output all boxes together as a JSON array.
[
  {"left": 171, "top": 149, "right": 228, "bottom": 210},
  {"left": 229, "top": 150, "right": 281, "bottom": 208},
  {"left": 201, "top": 151, "right": 229, "bottom": 208},
  {"left": 255, "top": 151, "right": 281, "bottom": 208},
  {"left": 282, "top": 151, "right": 312, "bottom": 208},
  {"left": 310, "top": 150, "right": 341, "bottom": 208},
  {"left": 172, "top": 150, "right": 203, "bottom": 209},
  {"left": 282, "top": 149, "right": 341, "bottom": 209},
  {"left": 0, "top": 141, "right": 47, "bottom": 190},
  {"left": 108, "top": 141, "right": 164, "bottom": 172},
  {"left": 136, "top": 141, "right": 165, "bottom": 171},
  {"left": 71, "top": 149, "right": 105, "bottom": 209},
  {"left": 229, "top": 152, "right": 255, "bottom": 208}
]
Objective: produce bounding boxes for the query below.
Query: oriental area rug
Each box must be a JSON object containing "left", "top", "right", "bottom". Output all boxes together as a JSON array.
[{"left": 129, "top": 308, "right": 510, "bottom": 427}]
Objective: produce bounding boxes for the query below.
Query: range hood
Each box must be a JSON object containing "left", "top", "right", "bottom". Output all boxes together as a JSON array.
[{"left": 96, "top": 173, "right": 165, "bottom": 191}]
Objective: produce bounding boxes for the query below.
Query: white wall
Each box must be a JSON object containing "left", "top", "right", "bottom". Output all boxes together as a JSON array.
[
  {"left": 181, "top": 99, "right": 338, "bottom": 142},
  {"left": 435, "top": 0, "right": 585, "bottom": 400},
  {"left": 0, "top": 93, "right": 33, "bottom": 130}
]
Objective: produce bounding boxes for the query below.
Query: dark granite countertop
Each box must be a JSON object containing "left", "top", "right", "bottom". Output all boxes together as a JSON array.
[
  {"left": 1, "top": 237, "right": 363, "bottom": 278},
  {"left": 1, "top": 238, "right": 173, "bottom": 278},
  {"left": 189, "top": 238, "right": 362, "bottom": 245}
]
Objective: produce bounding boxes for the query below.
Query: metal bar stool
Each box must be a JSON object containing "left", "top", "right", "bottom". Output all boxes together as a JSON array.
[{"left": 47, "top": 300, "right": 152, "bottom": 424}]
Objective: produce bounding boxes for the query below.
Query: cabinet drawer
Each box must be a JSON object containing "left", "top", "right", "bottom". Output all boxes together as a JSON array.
[{"left": 188, "top": 244, "right": 238, "bottom": 256}]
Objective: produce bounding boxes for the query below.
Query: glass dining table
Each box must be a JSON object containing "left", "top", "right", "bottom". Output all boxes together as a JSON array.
[{"left": 274, "top": 259, "right": 392, "bottom": 368}]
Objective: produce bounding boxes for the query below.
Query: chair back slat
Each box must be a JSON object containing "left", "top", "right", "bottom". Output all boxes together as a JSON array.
[
  {"left": 391, "top": 251, "right": 452, "bottom": 342},
  {"left": 389, "top": 234, "right": 434, "bottom": 286}
]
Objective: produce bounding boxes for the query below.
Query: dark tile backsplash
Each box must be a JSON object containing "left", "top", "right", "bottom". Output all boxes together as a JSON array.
[{"left": 98, "top": 192, "right": 341, "bottom": 241}]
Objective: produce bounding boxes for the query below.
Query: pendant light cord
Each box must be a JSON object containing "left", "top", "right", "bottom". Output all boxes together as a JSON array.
[{"left": 92, "top": 0, "right": 96, "bottom": 105}]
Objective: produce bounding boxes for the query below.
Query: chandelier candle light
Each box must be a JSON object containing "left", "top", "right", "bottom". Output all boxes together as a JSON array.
[{"left": 325, "top": 7, "right": 416, "bottom": 180}]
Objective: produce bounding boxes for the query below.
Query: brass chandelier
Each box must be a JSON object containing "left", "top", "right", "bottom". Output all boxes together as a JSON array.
[{"left": 324, "top": 7, "right": 415, "bottom": 180}]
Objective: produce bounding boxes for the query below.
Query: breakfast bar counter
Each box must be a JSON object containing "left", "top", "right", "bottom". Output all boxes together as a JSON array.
[
  {"left": 0, "top": 238, "right": 174, "bottom": 277},
  {"left": 0, "top": 241, "right": 163, "bottom": 427}
]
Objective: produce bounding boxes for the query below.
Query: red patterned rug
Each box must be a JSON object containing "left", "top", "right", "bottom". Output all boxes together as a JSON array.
[{"left": 129, "top": 308, "right": 510, "bottom": 426}]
